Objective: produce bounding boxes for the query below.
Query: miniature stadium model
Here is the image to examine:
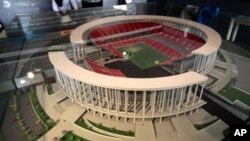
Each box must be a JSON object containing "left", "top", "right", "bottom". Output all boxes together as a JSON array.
[{"left": 47, "top": 15, "right": 227, "bottom": 140}]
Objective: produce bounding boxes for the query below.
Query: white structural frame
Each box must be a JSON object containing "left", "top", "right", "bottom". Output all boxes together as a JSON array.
[
  {"left": 226, "top": 16, "right": 250, "bottom": 42},
  {"left": 49, "top": 15, "right": 221, "bottom": 121}
]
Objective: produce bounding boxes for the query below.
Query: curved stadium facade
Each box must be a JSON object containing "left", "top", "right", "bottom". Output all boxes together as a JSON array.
[{"left": 49, "top": 15, "right": 221, "bottom": 122}]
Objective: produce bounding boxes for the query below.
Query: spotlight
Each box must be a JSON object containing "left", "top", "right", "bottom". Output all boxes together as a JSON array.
[
  {"left": 27, "top": 72, "right": 34, "bottom": 79},
  {"left": 122, "top": 51, "right": 127, "bottom": 55},
  {"left": 20, "top": 79, "right": 26, "bottom": 84}
]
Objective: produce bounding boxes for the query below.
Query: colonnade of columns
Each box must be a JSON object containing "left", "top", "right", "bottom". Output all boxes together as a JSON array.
[
  {"left": 193, "top": 51, "right": 217, "bottom": 74},
  {"left": 54, "top": 68, "right": 206, "bottom": 122}
]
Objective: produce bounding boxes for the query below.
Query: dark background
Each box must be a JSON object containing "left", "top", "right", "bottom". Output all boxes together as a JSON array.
[
  {"left": 164, "top": 0, "right": 250, "bottom": 15},
  {"left": 1, "top": 0, "right": 250, "bottom": 25},
  {"left": 0, "top": 0, "right": 51, "bottom": 25}
]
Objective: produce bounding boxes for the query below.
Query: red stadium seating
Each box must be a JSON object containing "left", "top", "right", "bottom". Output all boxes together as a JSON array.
[
  {"left": 89, "top": 22, "right": 205, "bottom": 66},
  {"left": 90, "top": 22, "right": 162, "bottom": 44},
  {"left": 161, "top": 26, "right": 205, "bottom": 52},
  {"left": 143, "top": 38, "right": 186, "bottom": 64},
  {"left": 86, "top": 59, "right": 125, "bottom": 77}
]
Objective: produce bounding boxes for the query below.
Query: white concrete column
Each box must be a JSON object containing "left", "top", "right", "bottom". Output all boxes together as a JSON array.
[
  {"left": 105, "top": 88, "right": 110, "bottom": 112},
  {"left": 211, "top": 51, "right": 217, "bottom": 66},
  {"left": 67, "top": 77, "right": 74, "bottom": 97},
  {"left": 174, "top": 89, "right": 180, "bottom": 108},
  {"left": 180, "top": 60, "right": 183, "bottom": 73},
  {"left": 161, "top": 91, "right": 164, "bottom": 109},
  {"left": 61, "top": 74, "right": 70, "bottom": 94},
  {"left": 76, "top": 44, "right": 80, "bottom": 61},
  {"left": 88, "top": 85, "right": 94, "bottom": 107},
  {"left": 226, "top": 18, "right": 235, "bottom": 40},
  {"left": 199, "top": 55, "right": 203, "bottom": 72},
  {"left": 205, "top": 55, "right": 212, "bottom": 73},
  {"left": 115, "top": 90, "right": 119, "bottom": 122},
  {"left": 167, "top": 90, "right": 171, "bottom": 109},
  {"left": 57, "top": 70, "right": 63, "bottom": 87},
  {"left": 152, "top": 91, "right": 156, "bottom": 116},
  {"left": 58, "top": 71, "right": 65, "bottom": 89},
  {"left": 82, "top": 83, "right": 88, "bottom": 105},
  {"left": 142, "top": 91, "right": 146, "bottom": 117},
  {"left": 197, "top": 55, "right": 203, "bottom": 72},
  {"left": 101, "top": 88, "right": 105, "bottom": 106},
  {"left": 209, "top": 53, "right": 213, "bottom": 71},
  {"left": 119, "top": 91, "right": 122, "bottom": 113},
  {"left": 70, "top": 79, "right": 77, "bottom": 99},
  {"left": 77, "top": 44, "right": 81, "bottom": 59},
  {"left": 198, "top": 83, "right": 205, "bottom": 102},
  {"left": 177, "top": 88, "right": 184, "bottom": 113},
  {"left": 62, "top": 74, "right": 71, "bottom": 96},
  {"left": 193, "top": 55, "right": 198, "bottom": 70},
  {"left": 199, "top": 56, "right": 205, "bottom": 74},
  {"left": 134, "top": 91, "right": 136, "bottom": 122},
  {"left": 192, "top": 84, "right": 199, "bottom": 106},
  {"left": 66, "top": 76, "right": 72, "bottom": 96},
  {"left": 75, "top": 81, "right": 82, "bottom": 103},
  {"left": 150, "top": 93, "right": 153, "bottom": 114},
  {"left": 108, "top": 89, "right": 111, "bottom": 109},
  {"left": 97, "top": 87, "right": 102, "bottom": 110},
  {"left": 185, "top": 85, "right": 192, "bottom": 109},
  {"left": 125, "top": 90, "right": 128, "bottom": 114},
  {"left": 59, "top": 73, "right": 66, "bottom": 92},
  {"left": 72, "top": 44, "right": 77, "bottom": 62},
  {"left": 204, "top": 56, "right": 209, "bottom": 73},
  {"left": 73, "top": 80, "right": 79, "bottom": 100},
  {"left": 194, "top": 55, "right": 200, "bottom": 72},
  {"left": 54, "top": 69, "right": 62, "bottom": 85},
  {"left": 115, "top": 90, "right": 118, "bottom": 113},
  {"left": 201, "top": 55, "right": 207, "bottom": 74},
  {"left": 182, "top": 87, "right": 187, "bottom": 104},
  {"left": 170, "top": 89, "right": 175, "bottom": 113},
  {"left": 211, "top": 53, "right": 215, "bottom": 70},
  {"left": 111, "top": 89, "right": 115, "bottom": 109},
  {"left": 157, "top": 91, "right": 161, "bottom": 110},
  {"left": 161, "top": 90, "right": 166, "bottom": 114},
  {"left": 208, "top": 53, "right": 214, "bottom": 72},
  {"left": 81, "top": 44, "right": 85, "bottom": 58}
]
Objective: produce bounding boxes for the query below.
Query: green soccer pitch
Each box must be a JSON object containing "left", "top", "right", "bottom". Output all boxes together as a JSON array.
[{"left": 118, "top": 43, "right": 169, "bottom": 69}]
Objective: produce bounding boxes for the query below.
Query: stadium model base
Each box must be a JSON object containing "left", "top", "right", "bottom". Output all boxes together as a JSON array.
[{"left": 49, "top": 15, "right": 221, "bottom": 122}]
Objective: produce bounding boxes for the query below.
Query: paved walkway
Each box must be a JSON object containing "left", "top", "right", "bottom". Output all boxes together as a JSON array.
[
  {"left": 215, "top": 60, "right": 227, "bottom": 69},
  {"left": 230, "top": 52, "right": 250, "bottom": 93},
  {"left": 135, "top": 120, "right": 156, "bottom": 141},
  {"left": 188, "top": 109, "right": 216, "bottom": 124},
  {"left": 198, "top": 119, "right": 228, "bottom": 141},
  {"left": 166, "top": 116, "right": 228, "bottom": 141},
  {"left": 154, "top": 119, "right": 178, "bottom": 140},
  {"left": 85, "top": 112, "right": 135, "bottom": 131},
  {"left": 209, "top": 69, "right": 224, "bottom": 79},
  {"left": 210, "top": 50, "right": 237, "bottom": 92}
]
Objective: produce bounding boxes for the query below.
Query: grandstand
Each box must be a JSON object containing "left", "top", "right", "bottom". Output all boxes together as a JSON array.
[
  {"left": 87, "top": 20, "right": 205, "bottom": 72},
  {"left": 86, "top": 59, "right": 125, "bottom": 77}
]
